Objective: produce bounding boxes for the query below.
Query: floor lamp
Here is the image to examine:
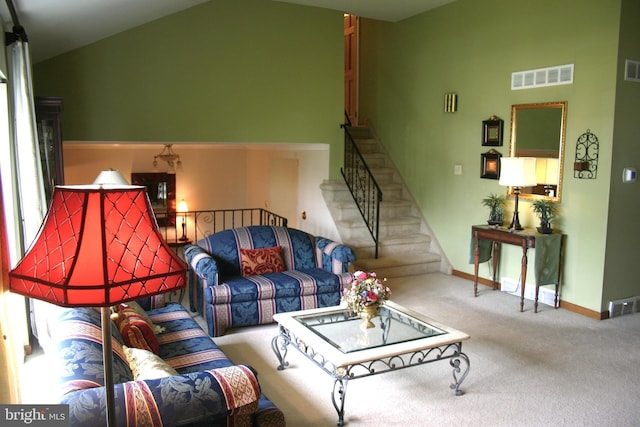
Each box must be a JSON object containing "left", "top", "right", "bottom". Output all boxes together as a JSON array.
[
  {"left": 9, "top": 183, "right": 187, "bottom": 426},
  {"left": 499, "top": 157, "right": 537, "bottom": 231}
]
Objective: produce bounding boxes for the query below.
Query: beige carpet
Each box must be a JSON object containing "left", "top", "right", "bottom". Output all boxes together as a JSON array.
[{"left": 209, "top": 273, "right": 640, "bottom": 427}]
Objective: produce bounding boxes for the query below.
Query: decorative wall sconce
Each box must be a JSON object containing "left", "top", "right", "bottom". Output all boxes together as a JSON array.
[
  {"left": 482, "top": 116, "right": 503, "bottom": 146},
  {"left": 574, "top": 129, "right": 599, "bottom": 179},
  {"left": 480, "top": 149, "right": 502, "bottom": 180},
  {"left": 444, "top": 93, "right": 458, "bottom": 113},
  {"left": 153, "top": 144, "right": 182, "bottom": 170}
]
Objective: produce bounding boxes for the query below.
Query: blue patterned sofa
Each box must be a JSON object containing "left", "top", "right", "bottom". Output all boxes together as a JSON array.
[
  {"left": 184, "top": 225, "right": 355, "bottom": 337},
  {"left": 48, "top": 299, "right": 285, "bottom": 426}
]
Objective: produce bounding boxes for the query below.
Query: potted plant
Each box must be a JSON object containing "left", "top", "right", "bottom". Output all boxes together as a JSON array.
[
  {"left": 342, "top": 271, "right": 391, "bottom": 328},
  {"left": 532, "top": 199, "right": 558, "bottom": 234},
  {"left": 481, "top": 193, "right": 506, "bottom": 226}
]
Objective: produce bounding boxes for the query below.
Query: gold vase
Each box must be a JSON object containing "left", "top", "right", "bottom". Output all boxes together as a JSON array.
[{"left": 358, "top": 304, "right": 380, "bottom": 329}]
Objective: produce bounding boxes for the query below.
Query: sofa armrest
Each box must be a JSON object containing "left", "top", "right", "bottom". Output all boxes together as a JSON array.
[
  {"left": 61, "top": 365, "right": 260, "bottom": 426},
  {"left": 184, "top": 244, "right": 220, "bottom": 287},
  {"left": 315, "top": 237, "right": 356, "bottom": 274}
]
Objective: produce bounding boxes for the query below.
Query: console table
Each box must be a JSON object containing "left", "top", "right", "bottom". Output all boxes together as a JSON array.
[{"left": 471, "top": 225, "right": 563, "bottom": 313}]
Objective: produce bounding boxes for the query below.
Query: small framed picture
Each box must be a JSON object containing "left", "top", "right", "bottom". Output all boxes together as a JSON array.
[
  {"left": 481, "top": 149, "right": 502, "bottom": 179},
  {"left": 482, "top": 116, "right": 503, "bottom": 146}
]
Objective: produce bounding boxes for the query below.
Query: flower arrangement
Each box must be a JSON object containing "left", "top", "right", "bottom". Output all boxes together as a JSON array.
[{"left": 342, "top": 271, "right": 391, "bottom": 314}]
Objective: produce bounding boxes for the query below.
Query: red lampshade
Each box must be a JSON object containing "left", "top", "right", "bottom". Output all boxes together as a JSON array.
[{"left": 9, "top": 185, "right": 187, "bottom": 307}]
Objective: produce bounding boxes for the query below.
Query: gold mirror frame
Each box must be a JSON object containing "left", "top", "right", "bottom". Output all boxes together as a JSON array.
[{"left": 508, "top": 101, "right": 567, "bottom": 202}]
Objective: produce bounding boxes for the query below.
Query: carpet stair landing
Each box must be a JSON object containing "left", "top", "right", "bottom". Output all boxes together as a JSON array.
[{"left": 321, "top": 125, "right": 450, "bottom": 279}]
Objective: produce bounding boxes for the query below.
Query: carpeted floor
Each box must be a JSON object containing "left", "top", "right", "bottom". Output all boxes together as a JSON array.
[
  {"left": 21, "top": 273, "right": 640, "bottom": 426},
  {"left": 207, "top": 273, "right": 640, "bottom": 427}
]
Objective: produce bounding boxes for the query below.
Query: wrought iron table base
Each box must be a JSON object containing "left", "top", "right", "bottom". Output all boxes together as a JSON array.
[{"left": 271, "top": 326, "right": 471, "bottom": 426}]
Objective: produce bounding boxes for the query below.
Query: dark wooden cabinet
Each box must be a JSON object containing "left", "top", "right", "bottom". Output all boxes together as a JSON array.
[{"left": 35, "top": 96, "right": 64, "bottom": 202}]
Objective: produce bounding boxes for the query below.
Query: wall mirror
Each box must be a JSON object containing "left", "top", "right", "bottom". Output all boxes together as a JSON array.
[
  {"left": 508, "top": 101, "right": 567, "bottom": 202},
  {"left": 131, "top": 172, "right": 176, "bottom": 226}
]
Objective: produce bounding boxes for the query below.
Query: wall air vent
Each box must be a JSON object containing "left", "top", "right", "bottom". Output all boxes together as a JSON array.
[
  {"left": 608, "top": 297, "right": 636, "bottom": 318},
  {"left": 511, "top": 64, "right": 574, "bottom": 90},
  {"left": 625, "top": 59, "right": 640, "bottom": 82}
]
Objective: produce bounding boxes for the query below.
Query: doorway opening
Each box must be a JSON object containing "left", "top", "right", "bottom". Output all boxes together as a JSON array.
[{"left": 344, "top": 14, "right": 358, "bottom": 125}]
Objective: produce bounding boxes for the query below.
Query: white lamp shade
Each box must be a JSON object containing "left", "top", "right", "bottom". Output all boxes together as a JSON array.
[
  {"left": 93, "top": 168, "right": 129, "bottom": 185},
  {"left": 499, "top": 157, "right": 537, "bottom": 187},
  {"left": 178, "top": 199, "right": 188, "bottom": 213},
  {"left": 535, "top": 158, "right": 559, "bottom": 185}
]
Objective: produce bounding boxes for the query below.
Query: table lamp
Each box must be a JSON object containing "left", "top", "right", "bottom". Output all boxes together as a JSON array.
[
  {"left": 499, "top": 157, "right": 537, "bottom": 231},
  {"left": 535, "top": 158, "right": 559, "bottom": 196},
  {"left": 178, "top": 199, "right": 188, "bottom": 241},
  {"left": 9, "top": 184, "right": 187, "bottom": 426},
  {"left": 93, "top": 168, "right": 129, "bottom": 185}
]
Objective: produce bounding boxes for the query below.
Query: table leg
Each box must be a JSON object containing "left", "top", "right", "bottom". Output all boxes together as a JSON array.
[
  {"left": 332, "top": 378, "right": 349, "bottom": 426},
  {"left": 520, "top": 244, "right": 528, "bottom": 312},
  {"left": 271, "top": 327, "right": 290, "bottom": 370},
  {"left": 473, "top": 233, "right": 480, "bottom": 297},
  {"left": 491, "top": 241, "right": 500, "bottom": 290},
  {"left": 534, "top": 285, "right": 540, "bottom": 313},
  {"left": 449, "top": 344, "right": 471, "bottom": 396}
]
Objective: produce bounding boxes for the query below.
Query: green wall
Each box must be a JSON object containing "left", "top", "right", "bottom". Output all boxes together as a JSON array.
[
  {"left": 31, "top": 0, "right": 638, "bottom": 314},
  {"left": 603, "top": 0, "right": 640, "bottom": 306},
  {"left": 33, "top": 0, "right": 345, "bottom": 177},
  {"left": 359, "top": 0, "right": 626, "bottom": 313}
]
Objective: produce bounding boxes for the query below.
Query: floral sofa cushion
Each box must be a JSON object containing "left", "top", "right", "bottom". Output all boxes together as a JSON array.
[{"left": 48, "top": 302, "right": 285, "bottom": 426}]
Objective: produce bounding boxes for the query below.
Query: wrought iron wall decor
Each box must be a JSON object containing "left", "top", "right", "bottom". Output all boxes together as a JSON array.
[{"left": 573, "top": 129, "right": 599, "bottom": 179}]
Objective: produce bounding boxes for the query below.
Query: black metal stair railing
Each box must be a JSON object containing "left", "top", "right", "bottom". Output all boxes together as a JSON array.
[
  {"left": 340, "top": 124, "right": 383, "bottom": 258},
  {"left": 160, "top": 208, "right": 288, "bottom": 243}
]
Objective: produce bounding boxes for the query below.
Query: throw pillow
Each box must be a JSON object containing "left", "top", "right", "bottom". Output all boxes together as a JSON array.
[
  {"left": 240, "top": 245, "right": 286, "bottom": 277},
  {"left": 116, "top": 301, "right": 166, "bottom": 334},
  {"left": 122, "top": 345, "right": 178, "bottom": 380},
  {"left": 114, "top": 308, "right": 160, "bottom": 355}
]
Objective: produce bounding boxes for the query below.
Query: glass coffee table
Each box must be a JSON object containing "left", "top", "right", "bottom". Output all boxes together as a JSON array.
[{"left": 271, "top": 301, "right": 470, "bottom": 426}]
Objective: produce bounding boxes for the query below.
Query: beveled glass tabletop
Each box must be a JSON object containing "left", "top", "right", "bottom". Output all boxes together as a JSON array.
[{"left": 293, "top": 303, "right": 447, "bottom": 353}]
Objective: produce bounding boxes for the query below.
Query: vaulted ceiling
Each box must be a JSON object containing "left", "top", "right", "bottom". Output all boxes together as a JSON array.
[{"left": 0, "top": 0, "right": 455, "bottom": 63}]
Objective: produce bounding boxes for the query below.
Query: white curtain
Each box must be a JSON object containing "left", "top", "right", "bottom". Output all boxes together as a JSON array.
[
  {"left": 2, "top": 38, "right": 47, "bottom": 258},
  {"left": 0, "top": 35, "right": 47, "bottom": 383}
]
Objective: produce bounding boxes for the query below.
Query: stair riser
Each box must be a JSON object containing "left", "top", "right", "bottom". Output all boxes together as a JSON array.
[
  {"left": 348, "top": 128, "right": 372, "bottom": 139},
  {"left": 360, "top": 155, "right": 386, "bottom": 168},
  {"left": 371, "top": 170, "right": 395, "bottom": 183},
  {"left": 321, "top": 188, "right": 352, "bottom": 203},
  {"left": 322, "top": 184, "right": 403, "bottom": 202},
  {"left": 353, "top": 243, "right": 432, "bottom": 259},
  {"left": 354, "top": 139, "right": 379, "bottom": 154},
  {"left": 332, "top": 204, "right": 413, "bottom": 221},
  {"left": 352, "top": 261, "right": 441, "bottom": 278},
  {"left": 340, "top": 222, "right": 421, "bottom": 240},
  {"left": 380, "top": 187, "right": 403, "bottom": 200}
]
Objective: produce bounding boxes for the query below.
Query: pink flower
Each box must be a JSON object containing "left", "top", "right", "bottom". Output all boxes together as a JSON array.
[{"left": 355, "top": 271, "right": 368, "bottom": 280}]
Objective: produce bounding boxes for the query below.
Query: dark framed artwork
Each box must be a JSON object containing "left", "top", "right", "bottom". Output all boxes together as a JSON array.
[
  {"left": 482, "top": 116, "right": 504, "bottom": 146},
  {"left": 480, "top": 149, "right": 502, "bottom": 179},
  {"left": 131, "top": 172, "right": 176, "bottom": 226}
]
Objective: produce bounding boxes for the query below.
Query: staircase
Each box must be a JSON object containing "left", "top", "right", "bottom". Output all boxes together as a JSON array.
[{"left": 321, "top": 125, "right": 451, "bottom": 278}]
